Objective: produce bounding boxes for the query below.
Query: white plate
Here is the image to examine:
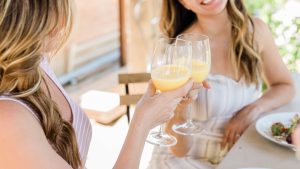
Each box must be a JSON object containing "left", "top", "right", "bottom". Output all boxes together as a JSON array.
[{"left": 255, "top": 112, "right": 300, "bottom": 149}]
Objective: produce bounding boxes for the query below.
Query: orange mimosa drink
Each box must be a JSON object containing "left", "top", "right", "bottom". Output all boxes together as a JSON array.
[
  {"left": 151, "top": 65, "right": 191, "bottom": 92},
  {"left": 192, "top": 60, "right": 210, "bottom": 83}
]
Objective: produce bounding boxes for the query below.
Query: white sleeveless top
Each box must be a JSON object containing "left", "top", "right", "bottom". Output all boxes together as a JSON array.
[
  {"left": 0, "top": 59, "right": 92, "bottom": 167},
  {"left": 148, "top": 74, "right": 262, "bottom": 169}
]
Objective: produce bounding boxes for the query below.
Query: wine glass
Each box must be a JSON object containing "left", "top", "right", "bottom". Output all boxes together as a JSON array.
[
  {"left": 172, "top": 33, "right": 211, "bottom": 135},
  {"left": 146, "top": 37, "right": 192, "bottom": 147}
]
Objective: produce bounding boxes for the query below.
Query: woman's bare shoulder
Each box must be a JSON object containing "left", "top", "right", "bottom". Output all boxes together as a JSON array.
[
  {"left": 0, "top": 100, "right": 41, "bottom": 129},
  {"left": 251, "top": 17, "right": 270, "bottom": 33},
  {"left": 0, "top": 100, "right": 38, "bottom": 123},
  {"left": 251, "top": 17, "right": 273, "bottom": 53},
  {"left": 0, "top": 100, "right": 45, "bottom": 151},
  {"left": 0, "top": 100, "right": 72, "bottom": 169}
]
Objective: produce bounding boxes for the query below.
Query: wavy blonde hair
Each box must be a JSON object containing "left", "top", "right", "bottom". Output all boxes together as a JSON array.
[
  {"left": 0, "top": 0, "right": 81, "bottom": 168},
  {"left": 160, "top": 0, "right": 262, "bottom": 85}
]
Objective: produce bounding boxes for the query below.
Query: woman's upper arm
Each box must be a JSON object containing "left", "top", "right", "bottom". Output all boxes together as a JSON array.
[
  {"left": 253, "top": 18, "right": 293, "bottom": 86},
  {"left": 0, "top": 101, "right": 73, "bottom": 169}
]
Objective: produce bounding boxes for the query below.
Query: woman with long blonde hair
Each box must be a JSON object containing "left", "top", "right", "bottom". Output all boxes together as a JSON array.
[
  {"left": 0, "top": 1, "right": 199, "bottom": 169},
  {"left": 148, "top": 0, "right": 294, "bottom": 168}
]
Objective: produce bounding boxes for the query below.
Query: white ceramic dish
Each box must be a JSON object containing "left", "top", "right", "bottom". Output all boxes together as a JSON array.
[{"left": 255, "top": 112, "right": 300, "bottom": 149}]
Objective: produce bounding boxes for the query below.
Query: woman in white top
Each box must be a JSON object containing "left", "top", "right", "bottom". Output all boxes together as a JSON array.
[
  {"left": 0, "top": 1, "right": 201, "bottom": 169},
  {"left": 148, "top": 0, "right": 294, "bottom": 168}
]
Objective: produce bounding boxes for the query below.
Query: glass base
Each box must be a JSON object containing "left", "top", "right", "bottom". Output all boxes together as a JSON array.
[
  {"left": 146, "top": 131, "right": 177, "bottom": 147},
  {"left": 172, "top": 120, "right": 207, "bottom": 135}
]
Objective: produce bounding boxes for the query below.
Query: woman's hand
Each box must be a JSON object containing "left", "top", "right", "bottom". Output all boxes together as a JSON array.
[
  {"left": 176, "top": 81, "right": 210, "bottom": 110},
  {"left": 222, "top": 104, "right": 262, "bottom": 149},
  {"left": 292, "top": 125, "right": 300, "bottom": 160},
  {"left": 114, "top": 80, "right": 193, "bottom": 169},
  {"left": 133, "top": 80, "right": 194, "bottom": 130}
]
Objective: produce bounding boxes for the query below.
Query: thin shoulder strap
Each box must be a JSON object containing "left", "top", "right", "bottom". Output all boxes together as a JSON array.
[{"left": 0, "top": 97, "right": 40, "bottom": 123}]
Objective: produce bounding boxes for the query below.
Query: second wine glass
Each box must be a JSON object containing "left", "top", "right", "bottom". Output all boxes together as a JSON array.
[
  {"left": 146, "top": 37, "right": 192, "bottom": 146},
  {"left": 172, "top": 33, "right": 211, "bottom": 135}
]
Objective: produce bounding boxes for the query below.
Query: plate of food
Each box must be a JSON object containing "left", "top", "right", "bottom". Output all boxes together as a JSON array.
[{"left": 255, "top": 112, "right": 300, "bottom": 149}]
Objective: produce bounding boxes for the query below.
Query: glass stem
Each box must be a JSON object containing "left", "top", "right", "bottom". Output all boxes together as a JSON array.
[
  {"left": 186, "top": 104, "right": 193, "bottom": 124},
  {"left": 159, "top": 124, "right": 165, "bottom": 136}
]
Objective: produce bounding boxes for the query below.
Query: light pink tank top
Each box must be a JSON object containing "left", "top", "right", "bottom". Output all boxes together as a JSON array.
[{"left": 0, "top": 58, "right": 92, "bottom": 166}]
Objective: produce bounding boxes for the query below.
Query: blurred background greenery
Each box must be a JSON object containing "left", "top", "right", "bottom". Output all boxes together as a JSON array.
[{"left": 245, "top": 0, "right": 300, "bottom": 72}]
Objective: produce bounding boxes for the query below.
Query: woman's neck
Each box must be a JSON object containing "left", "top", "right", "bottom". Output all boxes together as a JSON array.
[{"left": 195, "top": 9, "right": 231, "bottom": 38}]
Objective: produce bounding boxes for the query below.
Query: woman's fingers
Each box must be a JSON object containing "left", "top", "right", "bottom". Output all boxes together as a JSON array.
[
  {"left": 171, "top": 98, "right": 182, "bottom": 108},
  {"left": 169, "top": 98, "right": 182, "bottom": 116},
  {"left": 227, "top": 132, "right": 234, "bottom": 149},
  {"left": 145, "top": 80, "right": 157, "bottom": 97},
  {"left": 293, "top": 125, "right": 300, "bottom": 146},
  {"left": 191, "top": 81, "right": 210, "bottom": 90},
  {"left": 293, "top": 126, "right": 300, "bottom": 160},
  {"left": 162, "top": 80, "right": 193, "bottom": 100},
  {"left": 222, "top": 130, "right": 236, "bottom": 149},
  {"left": 202, "top": 80, "right": 211, "bottom": 89},
  {"left": 222, "top": 131, "right": 242, "bottom": 150},
  {"left": 177, "top": 81, "right": 210, "bottom": 107},
  {"left": 188, "top": 89, "right": 199, "bottom": 100},
  {"left": 180, "top": 97, "right": 193, "bottom": 105},
  {"left": 221, "top": 129, "right": 229, "bottom": 149},
  {"left": 191, "top": 82, "right": 203, "bottom": 90},
  {"left": 158, "top": 98, "right": 182, "bottom": 123},
  {"left": 227, "top": 130, "right": 239, "bottom": 149},
  {"left": 222, "top": 122, "right": 242, "bottom": 149}
]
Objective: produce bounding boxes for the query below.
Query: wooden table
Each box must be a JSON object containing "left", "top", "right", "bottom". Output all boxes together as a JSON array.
[{"left": 217, "top": 74, "right": 300, "bottom": 169}]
